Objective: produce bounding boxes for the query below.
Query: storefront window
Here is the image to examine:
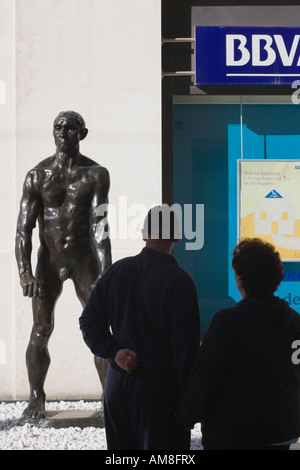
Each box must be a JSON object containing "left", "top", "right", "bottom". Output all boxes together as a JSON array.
[{"left": 173, "top": 95, "right": 300, "bottom": 338}]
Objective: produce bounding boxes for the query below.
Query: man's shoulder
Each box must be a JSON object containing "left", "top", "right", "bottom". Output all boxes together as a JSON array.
[
  {"left": 30, "top": 155, "right": 108, "bottom": 171},
  {"left": 79, "top": 154, "right": 100, "bottom": 167},
  {"left": 23, "top": 157, "right": 55, "bottom": 188},
  {"left": 26, "top": 155, "right": 55, "bottom": 179},
  {"left": 28, "top": 156, "right": 109, "bottom": 178},
  {"left": 105, "top": 256, "right": 135, "bottom": 273},
  {"left": 171, "top": 263, "right": 196, "bottom": 285},
  {"left": 80, "top": 156, "right": 110, "bottom": 183},
  {"left": 153, "top": 258, "right": 197, "bottom": 293},
  {"left": 93, "top": 164, "right": 110, "bottom": 183},
  {"left": 79, "top": 155, "right": 108, "bottom": 172},
  {"left": 33, "top": 155, "right": 58, "bottom": 169},
  {"left": 99, "top": 256, "right": 134, "bottom": 285}
]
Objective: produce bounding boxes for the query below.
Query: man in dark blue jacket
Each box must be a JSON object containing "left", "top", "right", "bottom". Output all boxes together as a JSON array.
[{"left": 79, "top": 205, "right": 200, "bottom": 450}]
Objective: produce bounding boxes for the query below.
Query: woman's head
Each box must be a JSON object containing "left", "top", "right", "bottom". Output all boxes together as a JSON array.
[{"left": 231, "top": 238, "right": 284, "bottom": 298}]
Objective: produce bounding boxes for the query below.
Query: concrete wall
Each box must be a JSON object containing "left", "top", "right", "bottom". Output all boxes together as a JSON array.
[{"left": 0, "top": 0, "right": 161, "bottom": 400}]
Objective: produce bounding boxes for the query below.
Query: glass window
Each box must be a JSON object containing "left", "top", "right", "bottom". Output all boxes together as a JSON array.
[{"left": 173, "top": 96, "right": 300, "bottom": 338}]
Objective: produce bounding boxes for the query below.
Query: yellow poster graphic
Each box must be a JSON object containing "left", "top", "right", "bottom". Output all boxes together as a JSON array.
[{"left": 239, "top": 160, "right": 300, "bottom": 261}]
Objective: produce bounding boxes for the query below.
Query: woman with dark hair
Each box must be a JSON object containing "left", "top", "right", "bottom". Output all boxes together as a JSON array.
[
  {"left": 232, "top": 238, "right": 284, "bottom": 300},
  {"left": 177, "top": 238, "right": 300, "bottom": 450}
]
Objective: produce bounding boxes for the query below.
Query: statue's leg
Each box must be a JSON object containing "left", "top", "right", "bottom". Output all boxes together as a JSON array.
[
  {"left": 22, "top": 265, "right": 62, "bottom": 421},
  {"left": 72, "top": 262, "right": 110, "bottom": 399},
  {"left": 94, "top": 356, "right": 110, "bottom": 400}
]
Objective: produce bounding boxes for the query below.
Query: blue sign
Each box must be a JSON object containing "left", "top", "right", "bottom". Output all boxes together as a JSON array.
[
  {"left": 195, "top": 26, "right": 300, "bottom": 85},
  {"left": 265, "top": 190, "right": 283, "bottom": 198}
]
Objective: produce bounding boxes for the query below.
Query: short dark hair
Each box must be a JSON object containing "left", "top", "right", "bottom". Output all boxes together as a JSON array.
[
  {"left": 231, "top": 238, "right": 284, "bottom": 297},
  {"left": 53, "top": 111, "right": 86, "bottom": 131}
]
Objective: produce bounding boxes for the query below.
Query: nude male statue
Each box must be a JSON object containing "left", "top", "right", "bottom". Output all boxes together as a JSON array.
[{"left": 15, "top": 111, "right": 111, "bottom": 420}]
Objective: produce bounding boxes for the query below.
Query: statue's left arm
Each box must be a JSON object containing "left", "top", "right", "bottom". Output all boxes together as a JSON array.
[{"left": 90, "top": 167, "right": 112, "bottom": 280}]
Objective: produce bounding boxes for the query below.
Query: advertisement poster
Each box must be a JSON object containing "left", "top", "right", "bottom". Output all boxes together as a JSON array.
[{"left": 239, "top": 160, "right": 300, "bottom": 261}]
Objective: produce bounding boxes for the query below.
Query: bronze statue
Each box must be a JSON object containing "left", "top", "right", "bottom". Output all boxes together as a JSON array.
[{"left": 15, "top": 111, "right": 111, "bottom": 421}]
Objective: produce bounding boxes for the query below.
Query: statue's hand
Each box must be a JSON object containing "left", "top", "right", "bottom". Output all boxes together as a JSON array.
[{"left": 20, "top": 275, "right": 45, "bottom": 299}]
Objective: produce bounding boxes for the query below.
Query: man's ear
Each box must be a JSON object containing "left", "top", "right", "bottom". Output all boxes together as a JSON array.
[
  {"left": 141, "top": 229, "right": 150, "bottom": 241},
  {"left": 80, "top": 128, "right": 88, "bottom": 140}
]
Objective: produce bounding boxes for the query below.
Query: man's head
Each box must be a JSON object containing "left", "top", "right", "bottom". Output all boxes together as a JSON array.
[
  {"left": 142, "top": 205, "right": 181, "bottom": 252},
  {"left": 53, "top": 111, "right": 88, "bottom": 153}
]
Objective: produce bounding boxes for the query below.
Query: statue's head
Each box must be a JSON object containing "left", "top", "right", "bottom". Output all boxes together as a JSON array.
[{"left": 53, "top": 111, "right": 88, "bottom": 152}]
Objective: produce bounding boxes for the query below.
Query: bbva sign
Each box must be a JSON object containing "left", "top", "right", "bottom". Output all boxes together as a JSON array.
[{"left": 195, "top": 26, "right": 300, "bottom": 85}]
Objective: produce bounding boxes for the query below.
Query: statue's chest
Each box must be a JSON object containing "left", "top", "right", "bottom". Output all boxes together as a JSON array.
[{"left": 41, "top": 172, "right": 92, "bottom": 207}]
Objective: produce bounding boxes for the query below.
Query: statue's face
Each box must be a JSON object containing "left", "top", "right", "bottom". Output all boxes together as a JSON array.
[{"left": 53, "top": 116, "right": 82, "bottom": 153}]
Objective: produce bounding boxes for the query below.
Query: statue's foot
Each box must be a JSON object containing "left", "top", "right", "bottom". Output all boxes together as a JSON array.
[{"left": 20, "top": 396, "right": 46, "bottom": 422}]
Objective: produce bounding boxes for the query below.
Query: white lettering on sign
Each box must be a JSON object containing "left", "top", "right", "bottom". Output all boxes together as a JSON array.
[
  {"left": 226, "top": 35, "right": 250, "bottom": 66},
  {"left": 252, "top": 35, "right": 276, "bottom": 66},
  {"left": 226, "top": 34, "right": 300, "bottom": 67},
  {"left": 275, "top": 35, "right": 300, "bottom": 66}
]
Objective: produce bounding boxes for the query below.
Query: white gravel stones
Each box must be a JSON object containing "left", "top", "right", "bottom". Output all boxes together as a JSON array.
[
  {"left": 0, "top": 400, "right": 202, "bottom": 450},
  {"left": 0, "top": 401, "right": 106, "bottom": 450}
]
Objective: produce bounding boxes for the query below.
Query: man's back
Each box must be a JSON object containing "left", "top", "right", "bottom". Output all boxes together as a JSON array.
[{"left": 81, "top": 247, "right": 200, "bottom": 392}]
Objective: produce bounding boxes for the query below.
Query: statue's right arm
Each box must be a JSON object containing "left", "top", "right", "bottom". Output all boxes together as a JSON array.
[{"left": 15, "top": 171, "right": 44, "bottom": 298}]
